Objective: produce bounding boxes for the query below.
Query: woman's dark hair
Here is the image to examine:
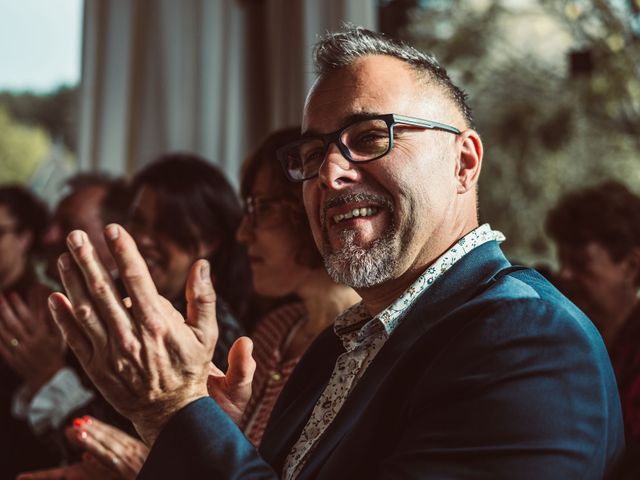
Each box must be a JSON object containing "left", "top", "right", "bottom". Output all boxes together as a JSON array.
[
  {"left": 130, "top": 153, "right": 251, "bottom": 317},
  {"left": 240, "top": 127, "right": 323, "bottom": 269},
  {"left": 0, "top": 185, "right": 49, "bottom": 255}
]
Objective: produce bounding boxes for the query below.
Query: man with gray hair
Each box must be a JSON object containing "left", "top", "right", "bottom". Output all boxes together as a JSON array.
[{"left": 47, "top": 26, "right": 622, "bottom": 478}]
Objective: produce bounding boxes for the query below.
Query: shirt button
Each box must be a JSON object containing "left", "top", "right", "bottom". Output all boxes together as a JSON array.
[{"left": 270, "top": 371, "right": 282, "bottom": 382}]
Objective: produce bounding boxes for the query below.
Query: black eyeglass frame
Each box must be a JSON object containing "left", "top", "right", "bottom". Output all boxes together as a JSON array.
[{"left": 277, "top": 113, "right": 461, "bottom": 182}]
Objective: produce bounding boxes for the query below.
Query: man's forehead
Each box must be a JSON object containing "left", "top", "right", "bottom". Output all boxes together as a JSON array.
[{"left": 302, "top": 56, "right": 448, "bottom": 133}]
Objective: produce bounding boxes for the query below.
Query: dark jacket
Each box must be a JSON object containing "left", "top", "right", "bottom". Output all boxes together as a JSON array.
[{"left": 140, "top": 241, "right": 624, "bottom": 479}]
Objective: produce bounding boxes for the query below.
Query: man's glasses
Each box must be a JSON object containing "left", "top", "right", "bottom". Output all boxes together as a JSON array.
[{"left": 277, "top": 113, "right": 461, "bottom": 182}]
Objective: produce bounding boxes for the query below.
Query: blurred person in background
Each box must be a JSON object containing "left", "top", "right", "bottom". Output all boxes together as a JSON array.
[
  {"left": 126, "top": 153, "right": 249, "bottom": 370},
  {"left": 546, "top": 181, "right": 640, "bottom": 456},
  {"left": 19, "top": 130, "right": 359, "bottom": 480},
  {"left": 3, "top": 174, "right": 133, "bottom": 427},
  {"left": 0, "top": 185, "right": 60, "bottom": 477},
  {"left": 15, "top": 157, "right": 250, "bottom": 479},
  {"left": 42, "top": 173, "right": 131, "bottom": 283}
]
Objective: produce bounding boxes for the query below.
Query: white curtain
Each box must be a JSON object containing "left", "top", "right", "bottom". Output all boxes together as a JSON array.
[{"left": 78, "top": 0, "right": 377, "bottom": 186}]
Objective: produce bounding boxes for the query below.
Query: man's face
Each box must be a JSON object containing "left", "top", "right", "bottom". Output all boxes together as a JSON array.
[
  {"left": 43, "top": 186, "right": 110, "bottom": 280},
  {"left": 557, "top": 242, "right": 638, "bottom": 325},
  {"left": 301, "top": 55, "right": 467, "bottom": 292}
]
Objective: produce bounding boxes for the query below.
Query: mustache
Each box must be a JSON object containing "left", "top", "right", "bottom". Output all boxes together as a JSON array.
[{"left": 322, "top": 192, "right": 393, "bottom": 226}]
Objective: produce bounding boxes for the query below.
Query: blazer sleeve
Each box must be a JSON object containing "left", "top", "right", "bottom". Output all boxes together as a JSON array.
[{"left": 139, "top": 397, "right": 279, "bottom": 479}]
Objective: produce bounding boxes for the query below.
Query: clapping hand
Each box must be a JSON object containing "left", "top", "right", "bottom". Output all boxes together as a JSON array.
[
  {"left": 48, "top": 225, "right": 255, "bottom": 445},
  {"left": 0, "top": 289, "right": 66, "bottom": 392}
]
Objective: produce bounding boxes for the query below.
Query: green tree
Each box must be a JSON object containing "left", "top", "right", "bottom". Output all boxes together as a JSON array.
[
  {"left": 379, "top": 0, "right": 640, "bottom": 264},
  {"left": 0, "top": 106, "right": 51, "bottom": 184}
]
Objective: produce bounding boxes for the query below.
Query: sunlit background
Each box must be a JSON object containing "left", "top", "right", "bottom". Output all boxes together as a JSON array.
[{"left": 0, "top": 0, "right": 639, "bottom": 267}]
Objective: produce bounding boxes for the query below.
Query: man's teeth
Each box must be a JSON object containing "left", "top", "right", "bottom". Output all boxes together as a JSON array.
[{"left": 333, "top": 207, "right": 378, "bottom": 224}]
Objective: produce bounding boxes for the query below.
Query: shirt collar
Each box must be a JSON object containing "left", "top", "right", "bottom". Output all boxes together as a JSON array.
[{"left": 334, "top": 224, "right": 505, "bottom": 350}]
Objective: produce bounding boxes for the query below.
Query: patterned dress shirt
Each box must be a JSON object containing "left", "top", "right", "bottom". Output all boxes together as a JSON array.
[{"left": 283, "top": 224, "right": 505, "bottom": 479}]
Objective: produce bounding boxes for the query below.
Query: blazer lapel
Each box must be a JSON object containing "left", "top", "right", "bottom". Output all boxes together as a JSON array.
[{"left": 298, "top": 241, "right": 512, "bottom": 478}]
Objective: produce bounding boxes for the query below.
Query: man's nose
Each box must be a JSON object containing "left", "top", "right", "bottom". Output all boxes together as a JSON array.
[{"left": 317, "top": 143, "right": 360, "bottom": 190}]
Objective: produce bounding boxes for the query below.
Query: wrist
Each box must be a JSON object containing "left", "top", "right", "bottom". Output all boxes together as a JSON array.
[{"left": 132, "top": 391, "right": 209, "bottom": 446}]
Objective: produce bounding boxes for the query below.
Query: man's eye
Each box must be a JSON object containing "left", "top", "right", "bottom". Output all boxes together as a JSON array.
[{"left": 351, "top": 130, "right": 389, "bottom": 154}]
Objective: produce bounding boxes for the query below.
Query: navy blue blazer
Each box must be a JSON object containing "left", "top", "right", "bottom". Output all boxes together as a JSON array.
[{"left": 140, "top": 241, "right": 624, "bottom": 479}]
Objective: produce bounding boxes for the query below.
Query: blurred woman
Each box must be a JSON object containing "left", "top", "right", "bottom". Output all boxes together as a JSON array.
[
  {"left": 126, "top": 153, "right": 250, "bottom": 370},
  {"left": 235, "top": 127, "right": 360, "bottom": 445},
  {"left": 0, "top": 186, "right": 65, "bottom": 477}
]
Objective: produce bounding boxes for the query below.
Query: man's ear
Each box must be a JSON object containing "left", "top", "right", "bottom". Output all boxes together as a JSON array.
[{"left": 455, "top": 129, "right": 483, "bottom": 194}]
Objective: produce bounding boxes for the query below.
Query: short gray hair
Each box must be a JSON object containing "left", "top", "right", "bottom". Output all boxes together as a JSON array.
[{"left": 313, "top": 24, "right": 474, "bottom": 128}]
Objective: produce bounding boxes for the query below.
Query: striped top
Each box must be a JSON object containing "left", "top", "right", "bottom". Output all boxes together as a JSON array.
[{"left": 240, "top": 301, "right": 308, "bottom": 447}]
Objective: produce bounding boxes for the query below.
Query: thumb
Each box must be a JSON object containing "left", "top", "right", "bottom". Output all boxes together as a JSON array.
[
  {"left": 186, "top": 259, "right": 218, "bottom": 347},
  {"left": 226, "top": 337, "right": 256, "bottom": 391}
]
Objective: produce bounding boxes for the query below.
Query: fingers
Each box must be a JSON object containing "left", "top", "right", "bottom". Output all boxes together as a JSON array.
[
  {"left": 8, "top": 292, "right": 39, "bottom": 333},
  {"left": 0, "top": 293, "right": 28, "bottom": 343},
  {"left": 64, "top": 231, "right": 133, "bottom": 343},
  {"left": 70, "top": 416, "right": 148, "bottom": 479},
  {"left": 103, "top": 225, "right": 161, "bottom": 320},
  {"left": 48, "top": 292, "right": 93, "bottom": 365},
  {"left": 185, "top": 259, "right": 218, "bottom": 346}
]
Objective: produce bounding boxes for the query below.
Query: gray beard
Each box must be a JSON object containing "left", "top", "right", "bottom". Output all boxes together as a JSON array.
[{"left": 322, "top": 225, "right": 399, "bottom": 288}]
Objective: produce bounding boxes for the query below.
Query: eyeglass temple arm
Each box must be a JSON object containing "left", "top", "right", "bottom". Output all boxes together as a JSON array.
[{"left": 392, "top": 114, "right": 461, "bottom": 135}]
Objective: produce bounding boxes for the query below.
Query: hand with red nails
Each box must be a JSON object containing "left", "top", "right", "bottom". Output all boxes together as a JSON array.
[
  {"left": 0, "top": 287, "right": 66, "bottom": 393},
  {"left": 48, "top": 225, "right": 255, "bottom": 445},
  {"left": 63, "top": 415, "right": 149, "bottom": 480}
]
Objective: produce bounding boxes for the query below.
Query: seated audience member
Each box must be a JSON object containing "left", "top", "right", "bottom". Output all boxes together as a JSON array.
[
  {"left": 46, "top": 26, "right": 622, "bottom": 479},
  {"left": 19, "top": 131, "right": 359, "bottom": 480},
  {"left": 42, "top": 173, "right": 130, "bottom": 283},
  {"left": 0, "top": 185, "right": 59, "bottom": 477},
  {"left": 236, "top": 128, "right": 360, "bottom": 446},
  {"left": 2, "top": 175, "right": 133, "bottom": 451},
  {"left": 126, "top": 153, "right": 249, "bottom": 370},
  {"left": 546, "top": 181, "right": 640, "bottom": 447}
]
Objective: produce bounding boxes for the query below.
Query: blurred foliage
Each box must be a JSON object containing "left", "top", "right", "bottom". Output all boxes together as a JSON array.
[
  {"left": 0, "top": 85, "right": 78, "bottom": 153},
  {"left": 0, "top": 106, "right": 51, "bottom": 184},
  {"left": 379, "top": 0, "right": 640, "bottom": 265}
]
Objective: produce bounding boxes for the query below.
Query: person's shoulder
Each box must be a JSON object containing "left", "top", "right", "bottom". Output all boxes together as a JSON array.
[{"left": 461, "top": 267, "right": 602, "bottom": 348}]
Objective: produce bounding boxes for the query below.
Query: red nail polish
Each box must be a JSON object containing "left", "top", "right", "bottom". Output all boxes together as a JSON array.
[
  {"left": 83, "top": 415, "right": 91, "bottom": 423},
  {"left": 73, "top": 418, "right": 84, "bottom": 428}
]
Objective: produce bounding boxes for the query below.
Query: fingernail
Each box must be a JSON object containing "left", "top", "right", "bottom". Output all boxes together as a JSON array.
[
  {"left": 67, "top": 231, "right": 84, "bottom": 250},
  {"left": 48, "top": 295, "right": 57, "bottom": 311},
  {"left": 58, "top": 253, "right": 71, "bottom": 271},
  {"left": 73, "top": 418, "right": 84, "bottom": 428},
  {"left": 79, "top": 430, "right": 88, "bottom": 440},
  {"left": 83, "top": 415, "right": 91, "bottom": 423},
  {"left": 105, "top": 224, "right": 119, "bottom": 240},
  {"left": 200, "top": 260, "right": 211, "bottom": 282}
]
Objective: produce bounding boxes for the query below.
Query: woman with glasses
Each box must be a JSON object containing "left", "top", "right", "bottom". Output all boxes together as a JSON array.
[{"left": 235, "top": 127, "right": 360, "bottom": 446}]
